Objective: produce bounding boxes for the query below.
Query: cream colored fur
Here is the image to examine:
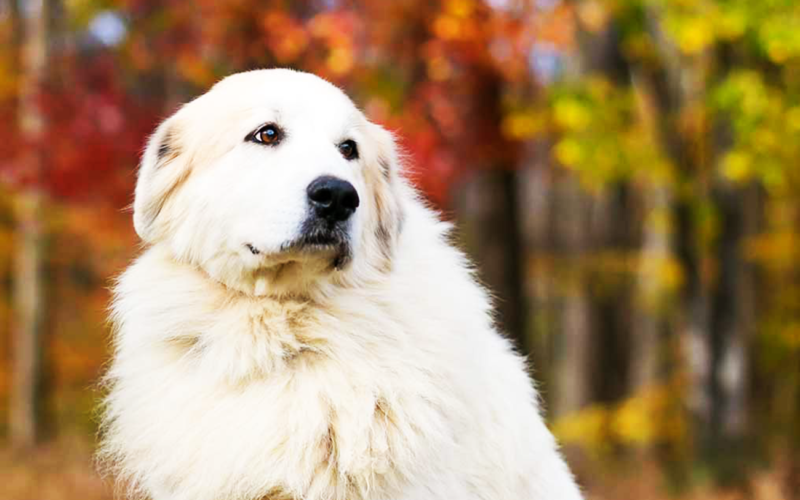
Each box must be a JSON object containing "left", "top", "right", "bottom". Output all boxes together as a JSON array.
[{"left": 99, "top": 69, "right": 583, "bottom": 500}]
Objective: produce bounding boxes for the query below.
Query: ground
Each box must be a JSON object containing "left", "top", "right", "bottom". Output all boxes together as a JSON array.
[{"left": 0, "top": 437, "right": 790, "bottom": 500}]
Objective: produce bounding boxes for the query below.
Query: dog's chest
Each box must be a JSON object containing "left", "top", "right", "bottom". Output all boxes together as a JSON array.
[{"left": 110, "top": 298, "right": 458, "bottom": 500}]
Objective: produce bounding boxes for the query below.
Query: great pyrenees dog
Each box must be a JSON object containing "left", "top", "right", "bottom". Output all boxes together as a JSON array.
[{"left": 99, "top": 69, "right": 582, "bottom": 500}]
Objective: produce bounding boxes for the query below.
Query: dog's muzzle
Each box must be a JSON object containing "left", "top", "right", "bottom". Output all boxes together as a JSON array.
[{"left": 281, "top": 176, "right": 359, "bottom": 268}]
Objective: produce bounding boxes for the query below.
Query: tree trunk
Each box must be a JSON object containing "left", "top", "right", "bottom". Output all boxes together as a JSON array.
[
  {"left": 639, "top": 4, "right": 752, "bottom": 466},
  {"left": 709, "top": 185, "right": 750, "bottom": 441},
  {"left": 518, "top": 143, "right": 555, "bottom": 388},
  {"left": 631, "top": 186, "right": 670, "bottom": 392},
  {"left": 10, "top": 194, "right": 45, "bottom": 450},
  {"left": 590, "top": 186, "right": 634, "bottom": 405},
  {"left": 628, "top": 73, "right": 673, "bottom": 394},
  {"left": 10, "top": 0, "right": 55, "bottom": 450},
  {"left": 550, "top": 175, "right": 593, "bottom": 417},
  {"left": 548, "top": 16, "right": 634, "bottom": 417}
]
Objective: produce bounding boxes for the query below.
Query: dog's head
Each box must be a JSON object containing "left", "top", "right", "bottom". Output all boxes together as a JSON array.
[{"left": 133, "top": 69, "right": 404, "bottom": 297}]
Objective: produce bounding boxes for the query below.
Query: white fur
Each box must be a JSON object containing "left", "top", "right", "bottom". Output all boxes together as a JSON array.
[{"left": 99, "top": 69, "right": 583, "bottom": 500}]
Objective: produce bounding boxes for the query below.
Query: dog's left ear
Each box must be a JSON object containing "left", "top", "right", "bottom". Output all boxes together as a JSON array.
[
  {"left": 366, "top": 121, "right": 401, "bottom": 182},
  {"left": 364, "top": 121, "right": 406, "bottom": 265}
]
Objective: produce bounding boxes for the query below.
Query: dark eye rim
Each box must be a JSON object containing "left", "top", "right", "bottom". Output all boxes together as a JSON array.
[
  {"left": 338, "top": 139, "right": 359, "bottom": 160},
  {"left": 246, "top": 123, "right": 284, "bottom": 146}
]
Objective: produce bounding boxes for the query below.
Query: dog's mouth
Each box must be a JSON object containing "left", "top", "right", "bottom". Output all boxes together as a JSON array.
[
  {"left": 245, "top": 225, "right": 352, "bottom": 271},
  {"left": 245, "top": 243, "right": 263, "bottom": 256}
]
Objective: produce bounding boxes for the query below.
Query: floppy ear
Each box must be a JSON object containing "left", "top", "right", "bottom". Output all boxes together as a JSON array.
[
  {"left": 133, "top": 114, "right": 190, "bottom": 243},
  {"left": 365, "top": 122, "right": 406, "bottom": 265},
  {"left": 367, "top": 121, "right": 401, "bottom": 182}
]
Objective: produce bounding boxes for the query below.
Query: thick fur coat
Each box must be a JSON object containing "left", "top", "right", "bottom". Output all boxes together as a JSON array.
[{"left": 99, "top": 69, "right": 583, "bottom": 500}]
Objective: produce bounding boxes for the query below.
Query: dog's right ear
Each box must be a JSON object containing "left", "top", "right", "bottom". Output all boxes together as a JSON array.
[{"left": 133, "top": 114, "right": 190, "bottom": 243}]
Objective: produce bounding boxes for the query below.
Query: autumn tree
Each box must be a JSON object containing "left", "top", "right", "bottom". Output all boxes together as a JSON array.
[{"left": 9, "top": 0, "right": 57, "bottom": 451}]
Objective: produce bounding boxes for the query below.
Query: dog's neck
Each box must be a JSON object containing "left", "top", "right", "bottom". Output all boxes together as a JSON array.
[
  {"left": 154, "top": 242, "right": 343, "bottom": 302},
  {"left": 117, "top": 245, "right": 335, "bottom": 385}
]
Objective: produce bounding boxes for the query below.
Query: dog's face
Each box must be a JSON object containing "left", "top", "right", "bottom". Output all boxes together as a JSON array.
[{"left": 133, "top": 70, "right": 404, "bottom": 297}]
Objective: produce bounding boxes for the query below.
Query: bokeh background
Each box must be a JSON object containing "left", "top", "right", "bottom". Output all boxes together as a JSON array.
[{"left": 1, "top": 0, "right": 799, "bottom": 498}]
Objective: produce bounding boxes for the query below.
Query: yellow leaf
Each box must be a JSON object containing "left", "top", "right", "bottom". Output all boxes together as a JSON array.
[
  {"left": 716, "top": 8, "right": 747, "bottom": 41},
  {"left": 501, "top": 113, "right": 541, "bottom": 140},
  {"left": 554, "top": 99, "right": 590, "bottom": 131},
  {"left": 721, "top": 151, "right": 752, "bottom": 182},
  {"left": 766, "top": 41, "right": 790, "bottom": 64},
  {"left": 552, "top": 405, "right": 610, "bottom": 452},
  {"left": 554, "top": 138, "right": 583, "bottom": 167},
  {"left": 787, "top": 107, "right": 800, "bottom": 132},
  {"left": 614, "top": 393, "right": 657, "bottom": 444},
  {"left": 675, "top": 17, "right": 714, "bottom": 54},
  {"left": 326, "top": 46, "right": 354, "bottom": 75}
]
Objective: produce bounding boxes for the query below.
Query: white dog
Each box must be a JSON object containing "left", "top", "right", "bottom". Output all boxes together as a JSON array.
[{"left": 99, "top": 69, "right": 582, "bottom": 500}]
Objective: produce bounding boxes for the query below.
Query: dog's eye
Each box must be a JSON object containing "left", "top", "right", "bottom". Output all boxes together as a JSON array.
[
  {"left": 338, "top": 140, "right": 359, "bottom": 161},
  {"left": 248, "top": 124, "right": 283, "bottom": 146}
]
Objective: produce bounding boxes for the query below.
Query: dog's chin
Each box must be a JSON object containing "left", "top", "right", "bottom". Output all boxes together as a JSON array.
[
  {"left": 238, "top": 232, "right": 352, "bottom": 297},
  {"left": 279, "top": 224, "right": 353, "bottom": 270},
  {"left": 285, "top": 240, "right": 351, "bottom": 270}
]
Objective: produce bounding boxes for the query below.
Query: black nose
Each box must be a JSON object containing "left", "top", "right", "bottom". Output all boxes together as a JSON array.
[{"left": 307, "top": 176, "right": 360, "bottom": 223}]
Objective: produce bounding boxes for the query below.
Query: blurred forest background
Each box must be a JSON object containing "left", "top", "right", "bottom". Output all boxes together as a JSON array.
[{"left": 0, "top": 0, "right": 799, "bottom": 498}]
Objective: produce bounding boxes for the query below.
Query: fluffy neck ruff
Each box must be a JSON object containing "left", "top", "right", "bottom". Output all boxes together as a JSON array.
[{"left": 100, "top": 243, "right": 458, "bottom": 500}]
